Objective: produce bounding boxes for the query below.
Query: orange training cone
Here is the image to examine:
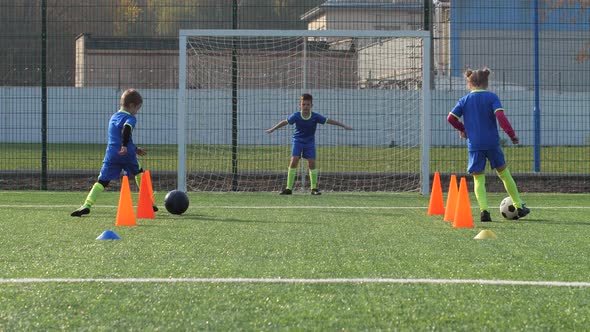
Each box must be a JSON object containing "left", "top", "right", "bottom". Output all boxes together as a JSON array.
[
  {"left": 427, "top": 171, "right": 445, "bottom": 215},
  {"left": 115, "top": 176, "right": 137, "bottom": 226},
  {"left": 452, "top": 177, "right": 474, "bottom": 228},
  {"left": 443, "top": 174, "right": 458, "bottom": 222},
  {"left": 136, "top": 172, "right": 155, "bottom": 219},
  {"left": 145, "top": 170, "right": 155, "bottom": 204}
]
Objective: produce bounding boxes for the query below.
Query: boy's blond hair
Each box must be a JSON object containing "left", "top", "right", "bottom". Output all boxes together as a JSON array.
[{"left": 120, "top": 89, "right": 143, "bottom": 108}]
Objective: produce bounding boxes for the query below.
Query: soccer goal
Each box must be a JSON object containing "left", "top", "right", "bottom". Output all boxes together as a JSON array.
[{"left": 178, "top": 29, "right": 431, "bottom": 194}]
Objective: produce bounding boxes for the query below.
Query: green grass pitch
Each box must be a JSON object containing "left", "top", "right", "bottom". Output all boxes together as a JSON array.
[{"left": 1, "top": 191, "right": 589, "bottom": 330}]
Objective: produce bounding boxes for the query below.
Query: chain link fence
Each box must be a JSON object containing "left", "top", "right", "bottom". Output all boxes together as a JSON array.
[{"left": 0, "top": 0, "right": 588, "bottom": 192}]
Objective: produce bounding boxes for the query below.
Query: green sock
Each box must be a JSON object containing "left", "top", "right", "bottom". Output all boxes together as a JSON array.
[
  {"left": 287, "top": 168, "right": 297, "bottom": 190},
  {"left": 309, "top": 169, "right": 319, "bottom": 190},
  {"left": 497, "top": 168, "right": 522, "bottom": 208},
  {"left": 473, "top": 174, "right": 488, "bottom": 212},
  {"left": 83, "top": 182, "right": 104, "bottom": 208},
  {"left": 135, "top": 173, "right": 142, "bottom": 190}
]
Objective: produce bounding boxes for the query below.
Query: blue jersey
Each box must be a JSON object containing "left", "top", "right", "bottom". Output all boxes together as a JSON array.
[
  {"left": 450, "top": 90, "right": 503, "bottom": 151},
  {"left": 286, "top": 111, "right": 328, "bottom": 145},
  {"left": 103, "top": 110, "right": 137, "bottom": 163}
]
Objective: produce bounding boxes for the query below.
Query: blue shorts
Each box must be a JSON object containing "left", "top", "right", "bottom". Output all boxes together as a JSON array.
[
  {"left": 292, "top": 142, "right": 316, "bottom": 159},
  {"left": 467, "top": 146, "right": 506, "bottom": 173},
  {"left": 98, "top": 160, "right": 142, "bottom": 182}
]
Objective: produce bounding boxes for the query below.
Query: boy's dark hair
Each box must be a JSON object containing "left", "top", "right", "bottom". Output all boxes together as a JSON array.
[
  {"left": 464, "top": 68, "right": 490, "bottom": 89},
  {"left": 121, "top": 89, "right": 143, "bottom": 108},
  {"left": 300, "top": 93, "right": 313, "bottom": 102}
]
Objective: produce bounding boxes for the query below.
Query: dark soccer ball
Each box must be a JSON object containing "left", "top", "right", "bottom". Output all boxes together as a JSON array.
[
  {"left": 500, "top": 196, "right": 519, "bottom": 220},
  {"left": 164, "top": 190, "right": 189, "bottom": 215}
]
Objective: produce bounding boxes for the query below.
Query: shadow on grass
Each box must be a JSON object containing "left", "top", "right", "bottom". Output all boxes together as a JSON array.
[
  {"left": 523, "top": 218, "right": 590, "bottom": 226},
  {"left": 156, "top": 212, "right": 320, "bottom": 225},
  {"left": 195, "top": 215, "right": 318, "bottom": 225},
  {"left": 473, "top": 217, "right": 590, "bottom": 227}
]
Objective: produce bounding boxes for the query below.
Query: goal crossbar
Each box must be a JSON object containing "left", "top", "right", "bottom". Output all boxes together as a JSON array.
[{"left": 180, "top": 29, "right": 430, "bottom": 39}]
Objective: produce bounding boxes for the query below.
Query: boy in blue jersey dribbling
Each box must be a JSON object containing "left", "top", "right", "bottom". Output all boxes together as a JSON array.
[
  {"left": 71, "top": 89, "right": 157, "bottom": 217},
  {"left": 266, "top": 93, "right": 352, "bottom": 195},
  {"left": 447, "top": 68, "right": 530, "bottom": 222}
]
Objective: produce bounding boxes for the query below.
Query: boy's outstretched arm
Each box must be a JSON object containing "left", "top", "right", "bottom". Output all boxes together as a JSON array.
[
  {"left": 265, "top": 120, "right": 288, "bottom": 134},
  {"left": 326, "top": 119, "right": 353, "bottom": 130}
]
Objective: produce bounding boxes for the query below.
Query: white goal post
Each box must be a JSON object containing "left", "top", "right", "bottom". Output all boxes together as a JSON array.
[{"left": 178, "top": 29, "right": 432, "bottom": 194}]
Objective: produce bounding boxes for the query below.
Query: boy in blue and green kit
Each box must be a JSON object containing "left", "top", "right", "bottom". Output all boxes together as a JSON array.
[
  {"left": 71, "top": 89, "right": 156, "bottom": 217},
  {"left": 266, "top": 93, "right": 352, "bottom": 195}
]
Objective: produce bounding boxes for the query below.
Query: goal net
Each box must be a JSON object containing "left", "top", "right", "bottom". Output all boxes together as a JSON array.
[{"left": 178, "top": 30, "right": 431, "bottom": 193}]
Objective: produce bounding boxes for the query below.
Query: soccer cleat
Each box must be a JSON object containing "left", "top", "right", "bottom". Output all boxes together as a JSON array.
[
  {"left": 311, "top": 189, "right": 322, "bottom": 195},
  {"left": 517, "top": 205, "right": 530, "bottom": 218},
  {"left": 152, "top": 205, "right": 159, "bottom": 212},
  {"left": 480, "top": 210, "right": 492, "bottom": 222},
  {"left": 71, "top": 207, "right": 90, "bottom": 217},
  {"left": 279, "top": 188, "right": 292, "bottom": 195}
]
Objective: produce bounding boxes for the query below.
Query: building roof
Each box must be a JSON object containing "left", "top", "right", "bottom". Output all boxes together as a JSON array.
[
  {"left": 322, "top": 0, "right": 422, "bottom": 7},
  {"left": 76, "top": 33, "right": 177, "bottom": 51},
  {"left": 301, "top": 0, "right": 422, "bottom": 21}
]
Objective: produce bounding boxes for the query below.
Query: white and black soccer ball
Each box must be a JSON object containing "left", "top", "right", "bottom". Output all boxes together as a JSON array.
[{"left": 500, "top": 196, "right": 519, "bottom": 220}]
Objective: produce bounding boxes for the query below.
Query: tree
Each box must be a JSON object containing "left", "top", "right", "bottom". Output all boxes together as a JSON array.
[
  {"left": 148, "top": 0, "right": 230, "bottom": 36},
  {"left": 541, "top": 0, "right": 590, "bottom": 62},
  {"left": 114, "top": 0, "right": 157, "bottom": 36}
]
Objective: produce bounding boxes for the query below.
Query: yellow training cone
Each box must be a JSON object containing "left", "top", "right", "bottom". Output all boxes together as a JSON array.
[{"left": 474, "top": 230, "right": 497, "bottom": 240}]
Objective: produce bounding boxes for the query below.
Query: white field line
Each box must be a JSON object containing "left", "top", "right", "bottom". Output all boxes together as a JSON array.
[
  {"left": 0, "top": 205, "right": 588, "bottom": 209},
  {"left": 0, "top": 277, "right": 589, "bottom": 287}
]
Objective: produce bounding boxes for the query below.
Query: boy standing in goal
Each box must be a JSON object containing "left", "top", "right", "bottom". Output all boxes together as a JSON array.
[{"left": 266, "top": 93, "right": 352, "bottom": 195}]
